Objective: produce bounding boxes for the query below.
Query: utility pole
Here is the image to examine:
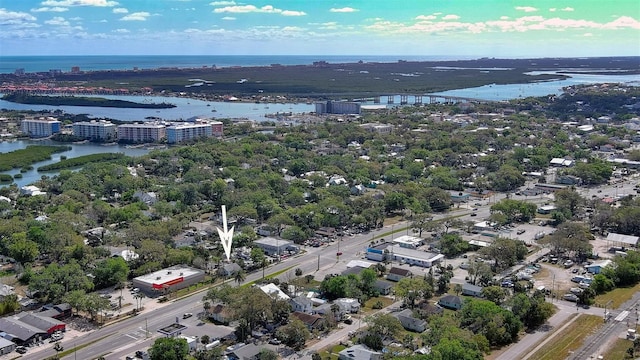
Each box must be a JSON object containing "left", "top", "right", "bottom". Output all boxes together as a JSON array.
[{"left": 317, "top": 254, "right": 320, "bottom": 271}]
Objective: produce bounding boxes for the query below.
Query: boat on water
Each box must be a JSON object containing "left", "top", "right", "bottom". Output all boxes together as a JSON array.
[{"left": 101, "top": 142, "right": 118, "bottom": 146}]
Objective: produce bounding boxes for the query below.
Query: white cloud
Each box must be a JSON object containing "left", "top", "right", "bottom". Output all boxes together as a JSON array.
[
  {"left": 549, "top": 8, "right": 556, "bottom": 12},
  {"left": 213, "top": 4, "right": 304, "bottom": 16},
  {"left": 0, "top": 8, "right": 37, "bottom": 25},
  {"left": 603, "top": 16, "right": 640, "bottom": 30},
  {"left": 99, "top": 19, "right": 107, "bottom": 22},
  {"left": 31, "top": 7, "right": 68, "bottom": 12},
  {"left": 45, "top": 16, "right": 70, "bottom": 26},
  {"left": 330, "top": 7, "right": 358, "bottom": 13},
  {"left": 69, "top": 16, "right": 82, "bottom": 20},
  {"left": 222, "top": 16, "right": 235, "bottom": 20},
  {"left": 442, "top": 14, "right": 460, "bottom": 20},
  {"left": 500, "top": 16, "right": 510, "bottom": 20},
  {"left": 112, "top": 8, "right": 128, "bottom": 14},
  {"left": 113, "top": 28, "right": 129, "bottom": 33},
  {"left": 583, "top": 32, "right": 593, "bottom": 36},
  {"left": 561, "top": 7, "right": 574, "bottom": 12},
  {"left": 415, "top": 15, "right": 436, "bottom": 21},
  {"left": 515, "top": 6, "right": 538, "bottom": 12},
  {"left": 282, "top": 10, "right": 306, "bottom": 16},
  {"left": 120, "top": 12, "right": 150, "bottom": 21},
  {"left": 209, "top": 1, "right": 235, "bottom": 5},
  {"left": 41, "top": 0, "right": 119, "bottom": 7}
]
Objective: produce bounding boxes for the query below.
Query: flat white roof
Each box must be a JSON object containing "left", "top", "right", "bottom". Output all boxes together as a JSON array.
[
  {"left": 387, "top": 245, "right": 442, "bottom": 262},
  {"left": 346, "top": 260, "right": 375, "bottom": 268},
  {"left": 259, "top": 283, "right": 290, "bottom": 300},
  {"left": 134, "top": 266, "right": 203, "bottom": 286},
  {"left": 392, "top": 235, "right": 423, "bottom": 245}
]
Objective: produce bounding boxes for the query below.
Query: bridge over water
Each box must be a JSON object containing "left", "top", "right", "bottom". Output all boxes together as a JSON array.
[{"left": 371, "top": 94, "right": 496, "bottom": 105}]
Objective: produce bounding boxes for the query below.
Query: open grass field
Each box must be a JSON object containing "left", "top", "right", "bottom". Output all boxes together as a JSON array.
[
  {"left": 595, "top": 283, "right": 640, "bottom": 309},
  {"left": 604, "top": 338, "right": 633, "bottom": 360},
  {"left": 528, "top": 314, "right": 603, "bottom": 360}
]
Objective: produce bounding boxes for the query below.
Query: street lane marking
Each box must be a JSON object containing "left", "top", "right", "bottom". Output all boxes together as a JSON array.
[
  {"left": 615, "top": 310, "right": 629, "bottom": 322},
  {"left": 125, "top": 333, "right": 137, "bottom": 340}
]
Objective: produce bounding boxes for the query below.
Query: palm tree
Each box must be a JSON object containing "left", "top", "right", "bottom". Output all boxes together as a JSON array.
[{"left": 234, "top": 269, "right": 246, "bottom": 284}]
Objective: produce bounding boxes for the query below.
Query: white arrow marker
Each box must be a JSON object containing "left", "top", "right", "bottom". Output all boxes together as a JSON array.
[{"left": 216, "top": 205, "right": 234, "bottom": 261}]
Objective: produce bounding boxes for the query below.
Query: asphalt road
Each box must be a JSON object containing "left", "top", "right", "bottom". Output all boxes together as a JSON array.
[{"left": 18, "top": 221, "right": 408, "bottom": 360}]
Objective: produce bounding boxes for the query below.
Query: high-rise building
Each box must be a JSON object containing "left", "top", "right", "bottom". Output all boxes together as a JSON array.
[
  {"left": 166, "top": 123, "right": 213, "bottom": 144},
  {"left": 315, "top": 101, "right": 361, "bottom": 115},
  {"left": 21, "top": 117, "right": 61, "bottom": 138},
  {"left": 117, "top": 123, "right": 166, "bottom": 143},
  {"left": 72, "top": 121, "right": 117, "bottom": 141}
]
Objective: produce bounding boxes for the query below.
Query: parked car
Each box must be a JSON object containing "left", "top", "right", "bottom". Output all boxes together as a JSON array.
[
  {"left": 517, "top": 229, "right": 525, "bottom": 235},
  {"left": 16, "top": 347, "right": 27, "bottom": 354},
  {"left": 183, "top": 313, "right": 193, "bottom": 319},
  {"left": 563, "top": 293, "right": 579, "bottom": 302}
]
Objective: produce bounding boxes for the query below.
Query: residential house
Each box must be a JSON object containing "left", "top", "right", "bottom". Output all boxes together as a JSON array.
[
  {"left": 417, "top": 302, "right": 443, "bottom": 320},
  {"left": 259, "top": 283, "right": 290, "bottom": 301},
  {"left": 290, "top": 296, "right": 313, "bottom": 313},
  {"left": 350, "top": 185, "right": 366, "bottom": 196},
  {"left": 218, "top": 263, "right": 242, "bottom": 277},
  {"left": 291, "top": 311, "right": 326, "bottom": 331},
  {"left": 335, "top": 298, "right": 360, "bottom": 313},
  {"left": 341, "top": 266, "right": 366, "bottom": 277},
  {"left": 374, "top": 280, "right": 394, "bottom": 296},
  {"left": 227, "top": 343, "right": 262, "bottom": 360},
  {"left": 461, "top": 284, "right": 483, "bottom": 298},
  {"left": 338, "top": 344, "right": 383, "bottom": 360},
  {"left": 207, "top": 304, "right": 232, "bottom": 324},
  {"left": 133, "top": 191, "right": 158, "bottom": 205},
  {"left": 387, "top": 267, "right": 412, "bottom": 282},
  {"left": 438, "top": 295, "right": 463, "bottom": 310},
  {"left": 393, "top": 309, "right": 427, "bottom": 333}
]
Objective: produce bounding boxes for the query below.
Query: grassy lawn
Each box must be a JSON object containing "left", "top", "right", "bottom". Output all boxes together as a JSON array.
[
  {"left": 528, "top": 314, "right": 602, "bottom": 360},
  {"left": 362, "top": 296, "right": 395, "bottom": 312},
  {"left": 604, "top": 338, "right": 633, "bottom": 360},
  {"left": 317, "top": 344, "right": 346, "bottom": 360},
  {"left": 595, "top": 283, "right": 640, "bottom": 309}
]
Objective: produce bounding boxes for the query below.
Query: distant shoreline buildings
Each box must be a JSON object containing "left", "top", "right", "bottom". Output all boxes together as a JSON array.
[{"left": 20, "top": 117, "right": 223, "bottom": 144}]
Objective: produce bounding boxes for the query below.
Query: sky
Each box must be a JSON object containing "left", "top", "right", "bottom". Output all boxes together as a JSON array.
[{"left": 0, "top": 0, "right": 639, "bottom": 57}]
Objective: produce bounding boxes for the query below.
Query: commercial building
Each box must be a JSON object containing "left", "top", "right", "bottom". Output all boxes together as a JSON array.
[
  {"left": 366, "top": 243, "right": 443, "bottom": 268},
  {"left": 72, "top": 120, "right": 117, "bottom": 141},
  {"left": 132, "top": 265, "right": 205, "bottom": 297},
  {"left": 117, "top": 123, "right": 166, "bottom": 143},
  {"left": 253, "top": 237, "right": 298, "bottom": 256},
  {"left": 392, "top": 235, "right": 424, "bottom": 249},
  {"left": 20, "top": 117, "right": 61, "bottom": 138},
  {"left": 315, "top": 101, "right": 361, "bottom": 115}
]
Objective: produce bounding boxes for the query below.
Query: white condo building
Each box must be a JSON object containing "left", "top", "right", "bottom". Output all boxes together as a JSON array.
[
  {"left": 72, "top": 121, "right": 116, "bottom": 141},
  {"left": 21, "top": 117, "right": 61, "bottom": 138}
]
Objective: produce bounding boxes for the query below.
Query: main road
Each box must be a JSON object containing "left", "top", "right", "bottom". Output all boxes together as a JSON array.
[{"left": 21, "top": 218, "right": 419, "bottom": 360}]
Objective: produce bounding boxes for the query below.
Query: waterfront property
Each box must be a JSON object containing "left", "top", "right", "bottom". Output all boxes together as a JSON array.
[
  {"left": 117, "top": 122, "right": 167, "bottom": 143},
  {"left": 315, "top": 100, "right": 361, "bottom": 115},
  {"left": 72, "top": 120, "right": 117, "bottom": 141},
  {"left": 20, "top": 117, "right": 61, "bottom": 138},
  {"left": 166, "top": 120, "right": 223, "bottom": 144}
]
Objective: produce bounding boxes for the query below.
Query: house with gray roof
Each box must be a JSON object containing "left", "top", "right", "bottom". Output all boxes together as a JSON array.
[
  {"left": 392, "top": 309, "right": 427, "bottom": 333},
  {"left": 438, "top": 295, "right": 463, "bottom": 310},
  {"left": 461, "top": 283, "right": 483, "bottom": 297},
  {"left": 0, "top": 337, "right": 16, "bottom": 355},
  {"left": 290, "top": 296, "right": 313, "bottom": 313},
  {"left": 338, "top": 344, "right": 382, "bottom": 360},
  {"left": 227, "top": 343, "right": 262, "bottom": 360}
]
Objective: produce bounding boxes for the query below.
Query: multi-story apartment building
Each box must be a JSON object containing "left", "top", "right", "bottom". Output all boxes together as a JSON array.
[
  {"left": 117, "top": 123, "right": 166, "bottom": 143},
  {"left": 72, "top": 121, "right": 117, "bottom": 141},
  {"left": 20, "top": 117, "right": 61, "bottom": 138},
  {"left": 166, "top": 123, "right": 212, "bottom": 144}
]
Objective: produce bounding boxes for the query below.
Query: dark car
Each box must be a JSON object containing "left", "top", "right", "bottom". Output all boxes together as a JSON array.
[{"left": 16, "top": 347, "right": 27, "bottom": 354}]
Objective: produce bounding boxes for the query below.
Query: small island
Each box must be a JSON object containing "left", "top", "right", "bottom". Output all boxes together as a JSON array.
[{"left": 1, "top": 93, "right": 176, "bottom": 109}]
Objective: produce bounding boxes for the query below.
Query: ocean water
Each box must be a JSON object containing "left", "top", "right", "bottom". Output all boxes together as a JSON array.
[{"left": 0, "top": 55, "right": 476, "bottom": 74}]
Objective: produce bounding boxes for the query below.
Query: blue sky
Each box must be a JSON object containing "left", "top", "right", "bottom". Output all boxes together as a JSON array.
[{"left": 0, "top": 0, "right": 639, "bottom": 57}]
